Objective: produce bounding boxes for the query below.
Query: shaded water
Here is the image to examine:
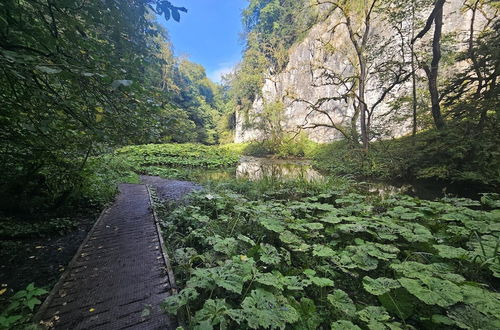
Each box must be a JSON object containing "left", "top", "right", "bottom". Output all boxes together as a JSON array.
[
  {"left": 236, "top": 156, "right": 323, "bottom": 181},
  {"left": 190, "top": 157, "right": 484, "bottom": 200}
]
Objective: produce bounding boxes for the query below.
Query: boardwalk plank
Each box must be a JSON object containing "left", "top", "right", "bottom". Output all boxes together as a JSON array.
[{"left": 36, "top": 184, "right": 175, "bottom": 329}]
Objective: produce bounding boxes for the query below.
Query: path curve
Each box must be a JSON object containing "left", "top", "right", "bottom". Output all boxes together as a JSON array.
[{"left": 36, "top": 179, "right": 198, "bottom": 330}]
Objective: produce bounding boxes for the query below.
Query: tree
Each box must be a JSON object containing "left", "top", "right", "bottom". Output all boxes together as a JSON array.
[
  {"left": 412, "top": 0, "right": 446, "bottom": 129},
  {"left": 0, "top": 0, "right": 187, "bottom": 211},
  {"left": 290, "top": 0, "right": 412, "bottom": 148}
]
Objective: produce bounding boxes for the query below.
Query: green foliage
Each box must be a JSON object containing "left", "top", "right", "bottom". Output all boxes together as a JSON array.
[
  {"left": 79, "top": 155, "right": 139, "bottom": 206},
  {"left": 0, "top": 0, "right": 223, "bottom": 213},
  {"left": 314, "top": 126, "right": 500, "bottom": 187},
  {"left": 158, "top": 178, "right": 500, "bottom": 329},
  {"left": 0, "top": 0, "right": 169, "bottom": 212},
  {"left": 117, "top": 143, "right": 241, "bottom": 170},
  {"left": 0, "top": 283, "right": 47, "bottom": 329},
  {"left": 241, "top": 134, "right": 319, "bottom": 158},
  {"left": 227, "top": 0, "right": 317, "bottom": 117}
]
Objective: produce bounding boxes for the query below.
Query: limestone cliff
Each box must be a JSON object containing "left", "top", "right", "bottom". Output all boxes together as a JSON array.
[{"left": 235, "top": 0, "right": 487, "bottom": 143}]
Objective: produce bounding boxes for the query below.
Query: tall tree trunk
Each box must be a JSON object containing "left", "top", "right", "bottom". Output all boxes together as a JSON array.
[
  {"left": 413, "top": 0, "right": 446, "bottom": 130},
  {"left": 468, "top": 0, "right": 484, "bottom": 99},
  {"left": 359, "top": 57, "right": 369, "bottom": 149},
  {"left": 429, "top": 0, "right": 445, "bottom": 130},
  {"left": 411, "top": 0, "right": 418, "bottom": 138}
]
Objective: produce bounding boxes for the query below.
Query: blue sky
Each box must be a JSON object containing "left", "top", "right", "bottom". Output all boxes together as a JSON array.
[{"left": 158, "top": 0, "right": 247, "bottom": 83}]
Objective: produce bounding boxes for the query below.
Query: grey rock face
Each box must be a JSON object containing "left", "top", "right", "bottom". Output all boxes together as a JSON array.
[{"left": 235, "top": 0, "right": 486, "bottom": 143}]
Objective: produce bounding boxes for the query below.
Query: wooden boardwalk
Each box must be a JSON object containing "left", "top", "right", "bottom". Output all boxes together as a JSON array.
[{"left": 36, "top": 184, "right": 176, "bottom": 329}]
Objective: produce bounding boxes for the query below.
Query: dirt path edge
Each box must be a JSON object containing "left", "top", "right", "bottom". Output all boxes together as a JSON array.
[{"left": 32, "top": 204, "right": 112, "bottom": 325}]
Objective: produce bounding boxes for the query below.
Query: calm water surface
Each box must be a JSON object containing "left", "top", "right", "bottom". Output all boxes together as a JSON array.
[{"left": 190, "top": 156, "right": 485, "bottom": 200}]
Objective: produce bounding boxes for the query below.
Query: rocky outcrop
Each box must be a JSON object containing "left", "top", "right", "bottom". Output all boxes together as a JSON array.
[{"left": 235, "top": 0, "right": 487, "bottom": 143}]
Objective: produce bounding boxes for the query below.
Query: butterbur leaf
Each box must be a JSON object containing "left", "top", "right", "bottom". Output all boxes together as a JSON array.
[
  {"left": 260, "top": 217, "right": 286, "bottom": 233},
  {"left": 319, "top": 213, "right": 343, "bottom": 224},
  {"left": 357, "top": 306, "right": 391, "bottom": 323},
  {"left": 255, "top": 272, "right": 284, "bottom": 289},
  {"left": 398, "top": 277, "right": 463, "bottom": 307},
  {"left": 431, "top": 314, "right": 455, "bottom": 326},
  {"left": 233, "top": 289, "right": 299, "bottom": 329},
  {"left": 283, "top": 276, "right": 309, "bottom": 290},
  {"left": 304, "top": 268, "right": 334, "bottom": 287},
  {"left": 460, "top": 284, "right": 500, "bottom": 319},
  {"left": 162, "top": 287, "right": 198, "bottom": 314},
  {"left": 331, "top": 320, "right": 361, "bottom": 329},
  {"left": 433, "top": 244, "right": 470, "bottom": 259},
  {"left": 399, "top": 223, "right": 433, "bottom": 242},
  {"left": 390, "top": 262, "right": 465, "bottom": 283},
  {"left": 259, "top": 243, "right": 281, "bottom": 265},
  {"left": 327, "top": 290, "right": 356, "bottom": 318},
  {"left": 303, "top": 269, "right": 316, "bottom": 277},
  {"left": 312, "top": 244, "right": 336, "bottom": 257},
  {"left": 309, "top": 276, "right": 334, "bottom": 287},
  {"left": 212, "top": 237, "right": 237, "bottom": 256},
  {"left": 303, "top": 222, "right": 324, "bottom": 230},
  {"left": 279, "top": 230, "right": 304, "bottom": 245},
  {"left": 447, "top": 305, "right": 499, "bottom": 330},
  {"left": 237, "top": 234, "right": 255, "bottom": 246},
  {"left": 363, "top": 276, "right": 401, "bottom": 296},
  {"left": 193, "top": 299, "right": 230, "bottom": 328}
]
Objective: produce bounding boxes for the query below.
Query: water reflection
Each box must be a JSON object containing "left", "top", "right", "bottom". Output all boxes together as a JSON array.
[
  {"left": 366, "top": 182, "right": 414, "bottom": 197},
  {"left": 188, "top": 157, "right": 474, "bottom": 200},
  {"left": 236, "top": 156, "right": 324, "bottom": 181}
]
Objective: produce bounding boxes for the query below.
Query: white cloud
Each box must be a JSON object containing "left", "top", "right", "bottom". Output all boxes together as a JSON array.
[{"left": 208, "top": 62, "right": 237, "bottom": 83}]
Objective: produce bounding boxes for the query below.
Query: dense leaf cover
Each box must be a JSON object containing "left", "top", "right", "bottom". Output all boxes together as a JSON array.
[
  {"left": 117, "top": 143, "right": 241, "bottom": 170},
  {"left": 0, "top": 1, "right": 221, "bottom": 213},
  {"left": 159, "top": 180, "right": 500, "bottom": 329}
]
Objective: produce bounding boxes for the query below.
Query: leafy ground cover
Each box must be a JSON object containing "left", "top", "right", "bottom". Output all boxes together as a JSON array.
[
  {"left": 158, "top": 179, "right": 500, "bottom": 329},
  {"left": 117, "top": 144, "right": 241, "bottom": 176},
  {"left": 0, "top": 283, "right": 47, "bottom": 329}
]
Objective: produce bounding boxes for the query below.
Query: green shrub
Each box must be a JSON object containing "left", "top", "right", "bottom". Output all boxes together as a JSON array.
[
  {"left": 241, "top": 133, "right": 319, "bottom": 158},
  {"left": 79, "top": 155, "right": 139, "bottom": 206},
  {"left": 314, "top": 125, "right": 500, "bottom": 187}
]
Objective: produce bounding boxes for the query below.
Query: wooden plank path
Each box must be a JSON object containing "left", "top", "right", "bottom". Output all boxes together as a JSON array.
[{"left": 36, "top": 183, "right": 176, "bottom": 329}]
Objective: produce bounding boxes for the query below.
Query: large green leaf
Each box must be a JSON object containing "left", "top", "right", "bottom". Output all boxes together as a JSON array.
[
  {"left": 398, "top": 277, "right": 463, "bottom": 307},
  {"left": 327, "top": 290, "right": 356, "bottom": 318},
  {"left": 363, "top": 276, "right": 401, "bottom": 296},
  {"left": 229, "top": 289, "right": 299, "bottom": 329}
]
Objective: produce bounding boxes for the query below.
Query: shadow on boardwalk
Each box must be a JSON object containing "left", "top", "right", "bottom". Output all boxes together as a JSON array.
[{"left": 36, "top": 178, "right": 199, "bottom": 329}]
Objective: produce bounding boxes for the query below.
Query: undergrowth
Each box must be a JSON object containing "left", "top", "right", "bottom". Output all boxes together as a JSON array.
[
  {"left": 158, "top": 179, "right": 500, "bottom": 329},
  {"left": 0, "top": 283, "right": 47, "bottom": 329},
  {"left": 239, "top": 134, "right": 320, "bottom": 158},
  {"left": 117, "top": 143, "right": 240, "bottom": 170},
  {"left": 313, "top": 127, "right": 500, "bottom": 188}
]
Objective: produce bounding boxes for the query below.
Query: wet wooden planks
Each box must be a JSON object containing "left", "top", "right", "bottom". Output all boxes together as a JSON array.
[{"left": 36, "top": 184, "right": 176, "bottom": 330}]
